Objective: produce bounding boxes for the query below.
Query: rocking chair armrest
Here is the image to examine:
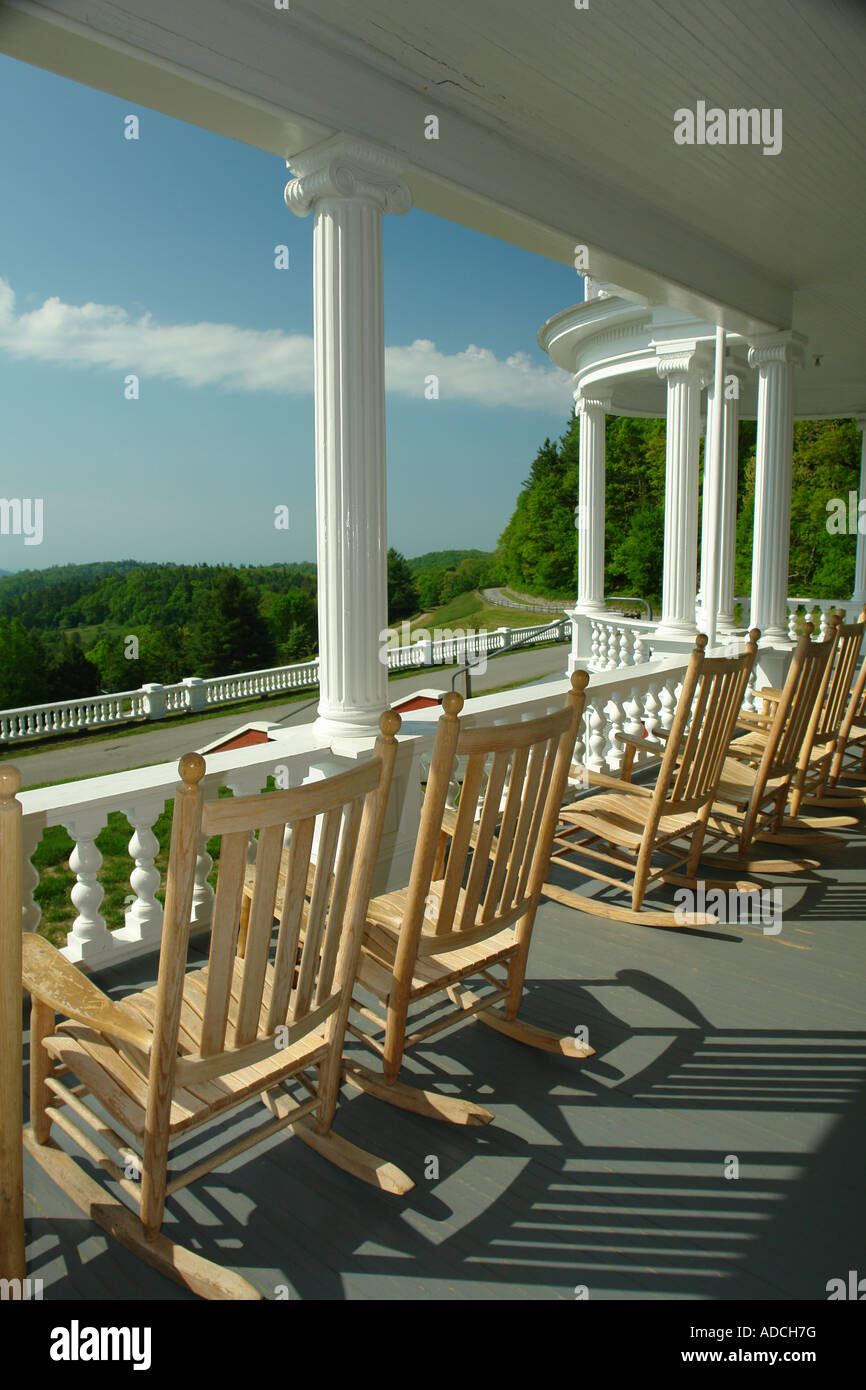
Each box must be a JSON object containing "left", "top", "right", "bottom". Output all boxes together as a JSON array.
[
  {"left": 734, "top": 712, "right": 774, "bottom": 730},
  {"left": 755, "top": 686, "right": 785, "bottom": 704},
  {"left": 440, "top": 804, "right": 483, "bottom": 848},
  {"left": 22, "top": 933, "right": 153, "bottom": 1051},
  {"left": 580, "top": 768, "right": 652, "bottom": 796},
  {"left": 613, "top": 732, "right": 666, "bottom": 757}
]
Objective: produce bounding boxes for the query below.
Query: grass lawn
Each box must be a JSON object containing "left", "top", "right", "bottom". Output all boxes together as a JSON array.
[
  {"left": 33, "top": 781, "right": 263, "bottom": 948},
  {"left": 410, "top": 589, "right": 569, "bottom": 634}
]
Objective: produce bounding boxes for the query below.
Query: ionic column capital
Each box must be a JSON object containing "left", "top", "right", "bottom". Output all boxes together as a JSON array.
[
  {"left": 655, "top": 340, "right": 714, "bottom": 384},
  {"left": 285, "top": 133, "right": 411, "bottom": 218},
  {"left": 575, "top": 389, "right": 612, "bottom": 416},
  {"left": 747, "top": 330, "right": 808, "bottom": 371}
]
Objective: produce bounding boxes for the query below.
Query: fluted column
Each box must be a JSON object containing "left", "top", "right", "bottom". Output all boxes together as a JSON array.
[
  {"left": 853, "top": 417, "right": 866, "bottom": 604},
  {"left": 700, "top": 370, "right": 742, "bottom": 631},
  {"left": 574, "top": 389, "right": 610, "bottom": 615},
  {"left": 748, "top": 333, "right": 807, "bottom": 641},
  {"left": 285, "top": 135, "right": 411, "bottom": 737},
  {"left": 656, "top": 344, "right": 712, "bottom": 637},
  {"left": 717, "top": 381, "right": 742, "bottom": 629}
]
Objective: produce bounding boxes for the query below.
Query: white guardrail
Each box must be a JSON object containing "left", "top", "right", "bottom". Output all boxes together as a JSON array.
[
  {"left": 16, "top": 651, "right": 708, "bottom": 973},
  {"left": 0, "top": 621, "right": 570, "bottom": 745}
]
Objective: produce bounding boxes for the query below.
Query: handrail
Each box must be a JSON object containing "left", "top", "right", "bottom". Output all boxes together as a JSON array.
[
  {"left": 605, "top": 595, "right": 653, "bottom": 621},
  {"left": 450, "top": 616, "right": 570, "bottom": 698}
]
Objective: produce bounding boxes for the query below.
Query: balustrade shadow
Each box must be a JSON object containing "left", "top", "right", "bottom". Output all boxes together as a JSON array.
[{"left": 22, "top": 953, "right": 866, "bottom": 1300}]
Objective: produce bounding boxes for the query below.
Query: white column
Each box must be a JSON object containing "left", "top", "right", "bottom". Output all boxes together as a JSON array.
[
  {"left": 574, "top": 389, "right": 610, "bottom": 615},
  {"left": 700, "top": 358, "right": 741, "bottom": 634},
  {"left": 747, "top": 333, "right": 807, "bottom": 641},
  {"left": 717, "top": 380, "right": 742, "bottom": 629},
  {"left": 656, "top": 344, "right": 712, "bottom": 637},
  {"left": 853, "top": 416, "right": 866, "bottom": 604},
  {"left": 285, "top": 135, "right": 411, "bottom": 738}
]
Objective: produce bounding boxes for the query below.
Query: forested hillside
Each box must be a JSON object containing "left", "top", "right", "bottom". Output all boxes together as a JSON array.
[
  {"left": 499, "top": 414, "right": 861, "bottom": 603},
  {"left": 0, "top": 415, "right": 859, "bottom": 711}
]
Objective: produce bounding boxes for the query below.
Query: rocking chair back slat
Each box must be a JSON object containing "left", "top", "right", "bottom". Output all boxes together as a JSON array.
[
  {"left": 436, "top": 751, "right": 487, "bottom": 935},
  {"left": 266, "top": 816, "right": 315, "bottom": 1031},
  {"left": 316, "top": 795, "right": 365, "bottom": 1006},
  {"left": 515, "top": 739, "right": 558, "bottom": 903},
  {"left": 199, "top": 830, "right": 250, "bottom": 1057},
  {"left": 500, "top": 741, "right": 546, "bottom": 910},
  {"left": 234, "top": 821, "right": 284, "bottom": 1047},
  {"left": 482, "top": 743, "right": 530, "bottom": 923},
  {"left": 772, "top": 630, "right": 834, "bottom": 772},
  {"left": 459, "top": 750, "right": 511, "bottom": 930},
  {"left": 818, "top": 614, "right": 866, "bottom": 739},
  {"left": 293, "top": 805, "right": 343, "bottom": 1019}
]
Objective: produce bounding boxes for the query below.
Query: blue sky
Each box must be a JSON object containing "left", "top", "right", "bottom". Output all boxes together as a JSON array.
[{"left": 0, "top": 53, "right": 581, "bottom": 570}]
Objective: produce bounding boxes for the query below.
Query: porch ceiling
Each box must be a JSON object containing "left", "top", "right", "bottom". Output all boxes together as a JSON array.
[{"left": 2, "top": 0, "right": 865, "bottom": 413}]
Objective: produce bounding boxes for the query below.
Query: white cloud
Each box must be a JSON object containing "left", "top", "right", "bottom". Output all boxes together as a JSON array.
[{"left": 0, "top": 279, "right": 570, "bottom": 411}]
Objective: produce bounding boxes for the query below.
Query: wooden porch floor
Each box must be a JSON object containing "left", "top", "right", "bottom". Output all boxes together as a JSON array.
[{"left": 22, "top": 810, "right": 866, "bottom": 1301}]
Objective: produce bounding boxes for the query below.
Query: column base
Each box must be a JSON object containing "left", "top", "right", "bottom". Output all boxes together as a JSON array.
[
  {"left": 314, "top": 707, "right": 387, "bottom": 740},
  {"left": 653, "top": 619, "right": 699, "bottom": 642}
]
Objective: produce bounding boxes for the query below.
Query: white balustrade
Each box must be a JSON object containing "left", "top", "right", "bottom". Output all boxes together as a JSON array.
[
  {"left": 15, "top": 645, "right": 778, "bottom": 976},
  {"left": 0, "top": 625, "right": 572, "bottom": 746}
]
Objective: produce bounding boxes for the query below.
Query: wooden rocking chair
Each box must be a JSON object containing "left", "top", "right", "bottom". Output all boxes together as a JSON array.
[
  {"left": 543, "top": 633, "right": 759, "bottom": 928},
  {"left": 341, "top": 672, "right": 594, "bottom": 1129},
  {"left": 697, "top": 621, "right": 842, "bottom": 872},
  {"left": 20, "top": 714, "right": 405, "bottom": 1301},
  {"left": 827, "top": 638, "right": 866, "bottom": 788},
  {"left": 784, "top": 607, "right": 866, "bottom": 817}
]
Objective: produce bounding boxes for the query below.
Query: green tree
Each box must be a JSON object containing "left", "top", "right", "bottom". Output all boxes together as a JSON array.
[
  {"left": 387, "top": 548, "right": 419, "bottom": 621},
  {"left": 0, "top": 619, "right": 50, "bottom": 708},
  {"left": 186, "top": 572, "right": 274, "bottom": 677}
]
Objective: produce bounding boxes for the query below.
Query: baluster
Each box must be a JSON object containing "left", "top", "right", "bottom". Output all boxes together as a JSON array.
[
  {"left": 192, "top": 833, "right": 215, "bottom": 930},
  {"left": 623, "top": 686, "right": 643, "bottom": 754},
  {"left": 742, "top": 667, "right": 758, "bottom": 715},
  {"left": 634, "top": 631, "right": 647, "bottom": 665},
  {"left": 606, "top": 626, "right": 618, "bottom": 671},
  {"left": 118, "top": 800, "right": 164, "bottom": 946},
  {"left": 586, "top": 699, "right": 606, "bottom": 774},
  {"left": 589, "top": 623, "right": 600, "bottom": 671},
  {"left": 787, "top": 608, "right": 798, "bottom": 640},
  {"left": 62, "top": 813, "right": 111, "bottom": 964},
  {"left": 20, "top": 820, "right": 42, "bottom": 934},
  {"left": 658, "top": 682, "right": 676, "bottom": 736},
  {"left": 818, "top": 605, "right": 829, "bottom": 640},
  {"left": 605, "top": 693, "right": 625, "bottom": 773},
  {"left": 643, "top": 683, "right": 661, "bottom": 746},
  {"left": 571, "top": 706, "right": 588, "bottom": 791},
  {"left": 619, "top": 628, "right": 632, "bottom": 668}
]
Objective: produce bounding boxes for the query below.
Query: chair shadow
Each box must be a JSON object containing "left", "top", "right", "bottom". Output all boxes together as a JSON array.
[{"left": 24, "top": 957, "right": 866, "bottom": 1300}]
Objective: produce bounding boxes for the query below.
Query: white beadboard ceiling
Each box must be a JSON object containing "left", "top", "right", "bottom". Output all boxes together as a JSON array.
[{"left": 2, "top": 0, "right": 865, "bottom": 413}]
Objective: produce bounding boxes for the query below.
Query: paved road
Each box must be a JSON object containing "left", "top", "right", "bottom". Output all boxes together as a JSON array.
[{"left": 7, "top": 644, "right": 570, "bottom": 789}]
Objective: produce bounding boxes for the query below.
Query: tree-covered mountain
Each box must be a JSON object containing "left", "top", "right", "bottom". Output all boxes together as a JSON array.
[
  {"left": 499, "top": 414, "right": 860, "bottom": 606},
  {"left": 0, "top": 414, "right": 859, "bottom": 714}
]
